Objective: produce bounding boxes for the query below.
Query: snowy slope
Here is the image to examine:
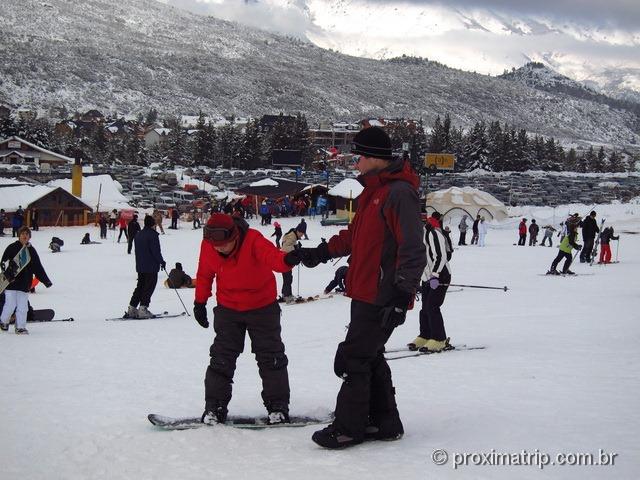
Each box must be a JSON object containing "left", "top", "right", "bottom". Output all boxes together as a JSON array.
[{"left": 0, "top": 207, "right": 639, "bottom": 479}]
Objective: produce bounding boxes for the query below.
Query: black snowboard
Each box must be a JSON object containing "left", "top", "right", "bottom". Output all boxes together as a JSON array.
[{"left": 148, "top": 413, "right": 331, "bottom": 431}]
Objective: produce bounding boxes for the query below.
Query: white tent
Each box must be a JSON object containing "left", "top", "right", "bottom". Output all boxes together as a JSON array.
[
  {"left": 427, "top": 186, "right": 508, "bottom": 221},
  {"left": 327, "top": 178, "right": 363, "bottom": 199}
]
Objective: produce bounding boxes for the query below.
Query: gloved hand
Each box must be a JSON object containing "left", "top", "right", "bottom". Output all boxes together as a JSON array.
[
  {"left": 284, "top": 249, "right": 302, "bottom": 266},
  {"left": 44, "top": 281, "right": 52, "bottom": 288},
  {"left": 428, "top": 276, "right": 440, "bottom": 289},
  {"left": 381, "top": 291, "right": 413, "bottom": 329},
  {"left": 300, "top": 240, "right": 331, "bottom": 268},
  {"left": 160, "top": 261, "right": 167, "bottom": 271},
  {"left": 193, "top": 302, "right": 209, "bottom": 328}
]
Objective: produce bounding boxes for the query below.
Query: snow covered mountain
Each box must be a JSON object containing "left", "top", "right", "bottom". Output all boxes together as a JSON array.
[{"left": 1, "top": 0, "right": 639, "bottom": 148}]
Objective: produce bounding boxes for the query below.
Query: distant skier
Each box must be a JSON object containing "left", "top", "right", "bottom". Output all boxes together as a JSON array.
[
  {"left": 127, "top": 214, "right": 141, "bottom": 255},
  {"left": 193, "top": 213, "right": 301, "bottom": 426},
  {"left": 170, "top": 208, "right": 179, "bottom": 229},
  {"left": 478, "top": 216, "right": 488, "bottom": 247},
  {"left": 98, "top": 214, "right": 108, "bottom": 239},
  {"left": 270, "top": 221, "right": 282, "bottom": 248},
  {"left": 517, "top": 218, "right": 527, "bottom": 246},
  {"left": 117, "top": 213, "right": 128, "bottom": 243},
  {"left": 324, "top": 265, "right": 348, "bottom": 294},
  {"left": 125, "top": 215, "right": 166, "bottom": 319},
  {"left": 598, "top": 227, "right": 619, "bottom": 264},
  {"left": 49, "top": 237, "right": 64, "bottom": 253},
  {"left": 279, "top": 227, "right": 304, "bottom": 303},
  {"left": 547, "top": 225, "right": 582, "bottom": 275},
  {"left": 296, "top": 218, "right": 309, "bottom": 240},
  {"left": 458, "top": 215, "right": 468, "bottom": 245},
  {"left": 580, "top": 211, "right": 600, "bottom": 263},
  {"left": 540, "top": 225, "right": 556, "bottom": 247},
  {"left": 528, "top": 219, "right": 539, "bottom": 246},
  {"left": 470, "top": 214, "right": 480, "bottom": 245},
  {"left": 0, "top": 226, "right": 52, "bottom": 334},
  {"left": 152, "top": 210, "right": 165, "bottom": 235}
]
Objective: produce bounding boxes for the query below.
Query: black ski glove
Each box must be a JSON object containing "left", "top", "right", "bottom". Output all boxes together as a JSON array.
[
  {"left": 300, "top": 240, "right": 331, "bottom": 268},
  {"left": 284, "top": 249, "right": 302, "bottom": 267},
  {"left": 160, "top": 261, "right": 167, "bottom": 271},
  {"left": 44, "top": 281, "right": 52, "bottom": 288},
  {"left": 381, "top": 291, "right": 413, "bottom": 329},
  {"left": 193, "top": 302, "right": 209, "bottom": 328}
]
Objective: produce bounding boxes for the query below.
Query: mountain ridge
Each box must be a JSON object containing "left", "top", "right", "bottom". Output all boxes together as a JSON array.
[{"left": 0, "top": 0, "right": 638, "bottom": 148}]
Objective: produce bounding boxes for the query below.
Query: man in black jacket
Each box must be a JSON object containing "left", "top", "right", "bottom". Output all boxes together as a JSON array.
[
  {"left": 580, "top": 211, "right": 600, "bottom": 263},
  {"left": 127, "top": 214, "right": 141, "bottom": 255},
  {"left": 126, "top": 216, "right": 166, "bottom": 319},
  {"left": 0, "top": 226, "right": 52, "bottom": 334}
]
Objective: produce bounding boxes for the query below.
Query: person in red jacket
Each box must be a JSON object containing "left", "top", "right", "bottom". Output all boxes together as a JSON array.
[
  {"left": 193, "top": 213, "right": 301, "bottom": 426},
  {"left": 297, "top": 126, "right": 426, "bottom": 449},
  {"left": 518, "top": 218, "right": 527, "bottom": 246}
]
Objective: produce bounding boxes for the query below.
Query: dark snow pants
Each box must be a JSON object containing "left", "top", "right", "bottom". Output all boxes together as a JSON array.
[
  {"left": 458, "top": 231, "right": 467, "bottom": 245},
  {"left": 129, "top": 272, "right": 158, "bottom": 307},
  {"left": 205, "top": 302, "right": 289, "bottom": 411},
  {"left": 281, "top": 271, "right": 293, "bottom": 298},
  {"left": 331, "top": 300, "right": 402, "bottom": 440},
  {"left": 518, "top": 234, "right": 526, "bottom": 245},
  {"left": 419, "top": 268, "right": 451, "bottom": 341},
  {"left": 580, "top": 238, "right": 595, "bottom": 262},
  {"left": 551, "top": 251, "right": 573, "bottom": 273}
]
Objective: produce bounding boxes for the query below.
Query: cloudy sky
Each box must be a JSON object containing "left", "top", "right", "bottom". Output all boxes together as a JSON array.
[{"left": 158, "top": 0, "right": 640, "bottom": 93}]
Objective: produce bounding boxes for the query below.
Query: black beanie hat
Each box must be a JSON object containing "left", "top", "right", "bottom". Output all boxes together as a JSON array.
[
  {"left": 176, "top": 262, "right": 182, "bottom": 270},
  {"left": 351, "top": 127, "right": 393, "bottom": 161},
  {"left": 144, "top": 215, "right": 155, "bottom": 228}
]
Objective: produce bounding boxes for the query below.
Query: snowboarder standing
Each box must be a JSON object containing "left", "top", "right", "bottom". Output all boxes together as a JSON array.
[
  {"left": 548, "top": 225, "right": 582, "bottom": 275},
  {"left": 528, "top": 219, "right": 539, "bottom": 246},
  {"left": 296, "top": 127, "right": 426, "bottom": 449},
  {"left": 126, "top": 215, "right": 166, "bottom": 319},
  {"left": 0, "top": 226, "right": 52, "bottom": 334},
  {"left": 408, "top": 214, "right": 452, "bottom": 352},
  {"left": 193, "top": 213, "right": 301, "bottom": 426},
  {"left": 580, "top": 211, "right": 600, "bottom": 263},
  {"left": 458, "top": 215, "right": 468, "bottom": 245}
]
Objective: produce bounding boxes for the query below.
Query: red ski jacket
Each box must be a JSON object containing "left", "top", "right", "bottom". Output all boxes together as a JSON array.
[
  {"left": 195, "top": 222, "right": 292, "bottom": 311},
  {"left": 519, "top": 221, "right": 527, "bottom": 235},
  {"left": 327, "top": 159, "right": 426, "bottom": 306}
]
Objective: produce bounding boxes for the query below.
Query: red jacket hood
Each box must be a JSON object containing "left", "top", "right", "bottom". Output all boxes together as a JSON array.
[{"left": 358, "top": 159, "right": 420, "bottom": 190}]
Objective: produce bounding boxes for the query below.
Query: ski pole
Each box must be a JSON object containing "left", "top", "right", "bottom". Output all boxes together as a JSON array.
[
  {"left": 297, "top": 264, "right": 300, "bottom": 297},
  {"left": 162, "top": 267, "right": 190, "bottom": 316},
  {"left": 615, "top": 238, "right": 620, "bottom": 262},
  {"left": 442, "top": 283, "right": 509, "bottom": 292}
]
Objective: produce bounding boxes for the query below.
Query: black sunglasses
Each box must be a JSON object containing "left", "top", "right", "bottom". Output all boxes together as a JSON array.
[{"left": 204, "top": 225, "right": 235, "bottom": 242}]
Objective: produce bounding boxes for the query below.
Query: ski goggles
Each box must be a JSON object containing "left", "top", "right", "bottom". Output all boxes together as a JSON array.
[{"left": 203, "top": 225, "right": 237, "bottom": 244}]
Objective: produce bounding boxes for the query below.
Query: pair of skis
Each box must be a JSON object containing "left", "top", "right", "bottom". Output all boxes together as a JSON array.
[
  {"left": 384, "top": 340, "right": 486, "bottom": 361},
  {"left": 106, "top": 311, "right": 187, "bottom": 321}
]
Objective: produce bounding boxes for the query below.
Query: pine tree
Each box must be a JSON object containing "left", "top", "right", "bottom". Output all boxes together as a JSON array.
[
  {"left": 564, "top": 148, "right": 578, "bottom": 171},
  {"left": 238, "top": 119, "right": 264, "bottom": 169},
  {"left": 593, "top": 146, "right": 606, "bottom": 172},
  {"left": 462, "top": 121, "right": 490, "bottom": 171},
  {"left": 487, "top": 121, "right": 504, "bottom": 170},
  {"left": 217, "top": 123, "right": 240, "bottom": 169},
  {"left": 291, "top": 113, "right": 312, "bottom": 167},
  {"left": 608, "top": 150, "right": 625, "bottom": 172},
  {"left": 428, "top": 116, "right": 445, "bottom": 153},
  {"left": 583, "top": 147, "right": 597, "bottom": 173}
]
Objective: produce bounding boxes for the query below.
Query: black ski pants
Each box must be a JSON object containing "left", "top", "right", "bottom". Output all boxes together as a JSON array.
[
  {"left": 281, "top": 271, "right": 293, "bottom": 298},
  {"left": 419, "top": 268, "right": 451, "bottom": 341},
  {"left": 331, "top": 300, "right": 402, "bottom": 440},
  {"left": 551, "top": 251, "right": 573, "bottom": 273},
  {"left": 117, "top": 227, "right": 128, "bottom": 243},
  {"left": 580, "top": 237, "right": 595, "bottom": 262},
  {"left": 205, "top": 302, "right": 289, "bottom": 411},
  {"left": 458, "top": 231, "right": 467, "bottom": 245},
  {"left": 518, "top": 234, "right": 526, "bottom": 245},
  {"left": 471, "top": 231, "right": 479, "bottom": 245},
  {"left": 129, "top": 272, "right": 158, "bottom": 307}
]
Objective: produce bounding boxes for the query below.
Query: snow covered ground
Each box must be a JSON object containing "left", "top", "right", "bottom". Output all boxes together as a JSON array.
[{"left": 1, "top": 207, "right": 639, "bottom": 480}]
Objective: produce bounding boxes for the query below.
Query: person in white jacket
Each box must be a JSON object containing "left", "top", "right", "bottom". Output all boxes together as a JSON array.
[
  {"left": 407, "top": 216, "right": 452, "bottom": 352},
  {"left": 478, "top": 216, "right": 488, "bottom": 247}
]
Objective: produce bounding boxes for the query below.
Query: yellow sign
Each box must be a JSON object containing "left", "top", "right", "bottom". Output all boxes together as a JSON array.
[{"left": 424, "top": 153, "right": 455, "bottom": 171}]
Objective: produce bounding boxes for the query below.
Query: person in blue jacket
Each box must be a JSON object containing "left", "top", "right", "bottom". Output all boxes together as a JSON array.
[{"left": 126, "top": 215, "right": 166, "bottom": 319}]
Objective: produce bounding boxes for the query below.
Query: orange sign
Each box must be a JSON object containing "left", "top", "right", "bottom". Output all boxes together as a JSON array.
[{"left": 425, "top": 153, "right": 455, "bottom": 171}]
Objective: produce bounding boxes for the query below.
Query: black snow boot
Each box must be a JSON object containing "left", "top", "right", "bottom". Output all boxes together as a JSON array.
[{"left": 312, "top": 424, "right": 363, "bottom": 449}]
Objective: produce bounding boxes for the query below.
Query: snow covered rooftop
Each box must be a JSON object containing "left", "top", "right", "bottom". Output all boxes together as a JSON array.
[
  {"left": 0, "top": 184, "right": 56, "bottom": 210},
  {"left": 48, "top": 174, "right": 132, "bottom": 211},
  {"left": 249, "top": 178, "right": 279, "bottom": 187},
  {"left": 328, "top": 178, "right": 363, "bottom": 199}
]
